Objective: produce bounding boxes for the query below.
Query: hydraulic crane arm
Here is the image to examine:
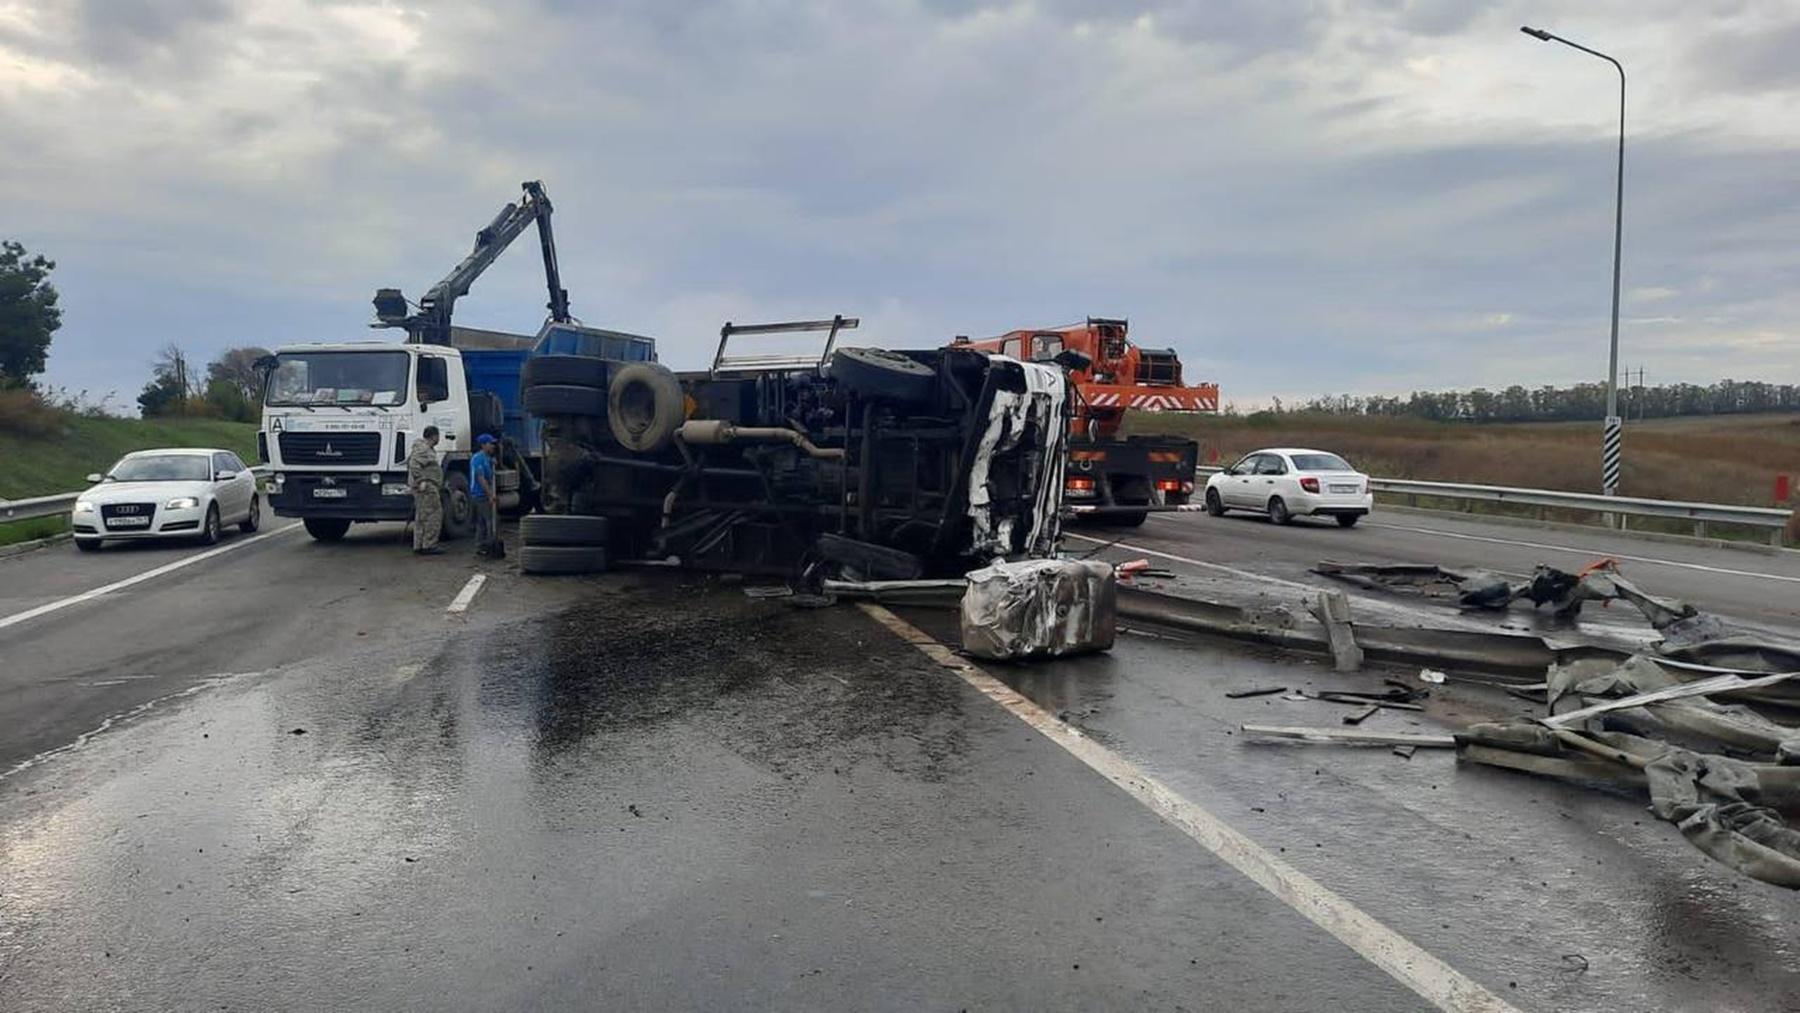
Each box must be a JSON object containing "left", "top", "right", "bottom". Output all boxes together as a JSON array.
[{"left": 372, "top": 180, "right": 571, "bottom": 345}]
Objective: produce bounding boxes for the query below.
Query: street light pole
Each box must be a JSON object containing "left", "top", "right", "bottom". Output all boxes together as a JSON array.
[{"left": 1521, "top": 25, "right": 1626, "bottom": 496}]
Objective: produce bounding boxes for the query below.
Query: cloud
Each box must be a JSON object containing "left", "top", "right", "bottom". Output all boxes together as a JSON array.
[{"left": 1, "top": 0, "right": 1796, "bottom": 406}]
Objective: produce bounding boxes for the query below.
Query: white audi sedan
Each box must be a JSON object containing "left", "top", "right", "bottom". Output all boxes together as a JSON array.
[
  {"left": 71, "top": 448, "right": 261, "bottom": 551},
  {"left": 1203, "top": 447, "right": 1373, "bottom": 527}
]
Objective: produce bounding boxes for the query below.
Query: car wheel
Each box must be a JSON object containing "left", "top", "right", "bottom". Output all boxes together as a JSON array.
[
  {"left": 303, "top": 518, "right": 351, "bottom": 541},
  {"left": 74, "top": 538, "right": 102, "bottom": 552},
  {"left": 1267, "top": 497, "right": 1292, "bottom": 526},
  {"left": 240, "top": 496, "right": 261, "bottom": 533},
  {"left": 441, "top": 472, "right": 474, "bottom": 540},
  {"left": 199, "top": 504, "right": 222, "bottom": 545},
  {"left": 1204, "top": 489, "right": 1225, "bottom": 516},
  {"left": 1336, "top": 513, "right": 1360, "bottom": 528}
]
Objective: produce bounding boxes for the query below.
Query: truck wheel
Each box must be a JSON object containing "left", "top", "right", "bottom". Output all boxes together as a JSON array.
[
  {"left": 520, "top": 545, "right": 609, "bottom": 575},
  {"left": 828, "top": 347, "right": 936, "bottom": 404},
  {"left": 1204, "top": 489, "right": 1225, "bottom": 516},
  {"left": 524, "top": 355, "right": 609, "bottom": 390},
  {"left": 521, "top": 513, "right": 610, "bottom": 547},
  {"left": 607, "top": 363, "right": 685, "bottom": 453},
  {"left": 441, "top": 472, "right": 475, "bottom": 540},
  {"left": 524, "top": 384, "right": 606, "bottom": 417},
  {"left": 303, "top": 518, "right": 351, "bottom": 542}
]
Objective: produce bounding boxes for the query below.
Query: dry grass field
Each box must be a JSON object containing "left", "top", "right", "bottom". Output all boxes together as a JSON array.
[{"left": 1126, "top": 410, "right": 1800, "bottom": 509}]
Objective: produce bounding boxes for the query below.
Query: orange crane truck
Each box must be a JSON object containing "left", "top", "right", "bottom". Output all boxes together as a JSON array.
[{"left": 953, "top": 317, "right": 1218, "bottom": 526}]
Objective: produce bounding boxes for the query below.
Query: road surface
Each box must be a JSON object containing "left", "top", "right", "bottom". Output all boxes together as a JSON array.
[{"left": 3, "top": 505, "right": 1798, "bottom": 1010}]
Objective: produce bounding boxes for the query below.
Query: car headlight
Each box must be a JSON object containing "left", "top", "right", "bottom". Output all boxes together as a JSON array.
[
  {"left": 74, "top": 500, "right": 96, "bottom": 514},
  {"left": 165, "top": 497, "right": 199, "bottom": 509}
]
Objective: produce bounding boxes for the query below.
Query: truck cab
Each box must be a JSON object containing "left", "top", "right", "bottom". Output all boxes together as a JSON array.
[{"left": 260, "top": 340, "right": 513, "bottom": 542}]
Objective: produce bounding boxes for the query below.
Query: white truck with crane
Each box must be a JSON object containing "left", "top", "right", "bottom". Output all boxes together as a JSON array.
[{"left": 258, "top": 180, "right": 654, "bottom": 542}]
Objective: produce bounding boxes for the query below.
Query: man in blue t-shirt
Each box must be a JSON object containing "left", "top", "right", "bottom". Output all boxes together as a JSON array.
[{"left": 470, "top": 434, "right": 501, "bottom": 557}]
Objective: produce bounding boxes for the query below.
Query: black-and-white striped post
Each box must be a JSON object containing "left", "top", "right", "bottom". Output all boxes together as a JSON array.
[{"left": 1602, "top": 414, "right": 1623, "bottom": 495}]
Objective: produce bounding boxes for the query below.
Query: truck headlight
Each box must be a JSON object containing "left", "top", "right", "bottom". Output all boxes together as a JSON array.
[
  {"left": 74, "top": 500, "right": 96, "bottom": 514},
  {"left": 165, "top": 497, "right": 199, "bottom": 509}
]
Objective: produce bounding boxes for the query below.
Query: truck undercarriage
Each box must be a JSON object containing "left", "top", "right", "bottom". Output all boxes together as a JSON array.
[{"left": 534, "top": 319, "right": 1069, "bottom": 578}]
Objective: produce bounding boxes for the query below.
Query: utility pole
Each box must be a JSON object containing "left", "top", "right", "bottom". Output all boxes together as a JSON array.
[{"left": 1521, "top": 25, "right": 1626, "bottom": 496}]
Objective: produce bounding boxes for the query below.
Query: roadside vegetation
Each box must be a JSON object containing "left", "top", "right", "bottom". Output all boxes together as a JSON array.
[{"left": 1128, "top": 410, "right": 1800, "bottom": 544}]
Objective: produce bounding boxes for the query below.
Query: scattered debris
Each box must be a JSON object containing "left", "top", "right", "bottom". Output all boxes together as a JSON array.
[
  {"left": 1308, "top": 590, "right": 1363, "bottom": 673},
  {"left": 1224, "top": 686, "right": 1288, "bottom": 699},
  {"left": 289, "top": 728, "right": 307, "bottom": 736},
  {"left": 1419, "top": 668, "right": 1447, "bottom": 684},
  {"left": 1239, "top": 724, "right": 1457, "bottom": 748},
  {"left": 1341, "top": 705, "right": 1381, "bottom": 725},
  {"left": 1392, "top": 745, "right": 1418, "bottom": 759}
]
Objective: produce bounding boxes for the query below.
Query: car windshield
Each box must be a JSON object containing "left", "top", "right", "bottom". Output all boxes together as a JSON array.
[
  {"left": 265, "top": 351, "right": 410, "bottom": 406},
  {"left": 109, "top": 455, "right": 211, "bottom": 482},
  {"left": 1290, "top": 453, "right": 1354, "bottom": 472}
]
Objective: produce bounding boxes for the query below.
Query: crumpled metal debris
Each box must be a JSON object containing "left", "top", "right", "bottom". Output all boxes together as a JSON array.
[{"left": 960, "top": 558, "right": 1116, "bottom": 661}]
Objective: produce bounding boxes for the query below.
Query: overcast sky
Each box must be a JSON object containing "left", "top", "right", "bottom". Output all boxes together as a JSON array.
[{"left": 4, "top": 0, "right": 1797, "bottom": 408}]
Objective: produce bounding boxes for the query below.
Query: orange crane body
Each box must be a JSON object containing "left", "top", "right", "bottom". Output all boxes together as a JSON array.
[{"left": 954, "top": 318, "right": 1219, "bottom": 524}]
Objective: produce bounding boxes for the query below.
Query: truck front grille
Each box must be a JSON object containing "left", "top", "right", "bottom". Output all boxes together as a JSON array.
[{"left": 278, "top": 431, "right": 382, "bottom": 466}]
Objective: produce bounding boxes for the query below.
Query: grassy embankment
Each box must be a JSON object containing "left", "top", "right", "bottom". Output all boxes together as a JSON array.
[
  {"left": 1125, "top": 411, "right": 1800, "bottom": 542},
  {"left": 0, "top": 416, "right": 259, "bottom": 546}
]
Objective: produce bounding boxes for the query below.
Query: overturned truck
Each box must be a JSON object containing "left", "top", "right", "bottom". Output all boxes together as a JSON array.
[{"left": 526, "top": 317, "right": 1070, "bottom": 578}]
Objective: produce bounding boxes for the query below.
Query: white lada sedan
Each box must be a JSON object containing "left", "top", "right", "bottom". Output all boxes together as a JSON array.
[
  {"left": 1203, "top": 448, "right": 1373, "bottom": 527},
  {"left": 71, "top": 449, "right": 260, "bottom": 551}
]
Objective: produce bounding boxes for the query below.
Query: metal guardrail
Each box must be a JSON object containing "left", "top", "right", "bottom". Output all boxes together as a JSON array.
[
  {"left": 1, "top": 467, "right": 273, "bottom": 525},
  {"left": 1195, "top": 466, "right": 1792, "bottom": 545}
]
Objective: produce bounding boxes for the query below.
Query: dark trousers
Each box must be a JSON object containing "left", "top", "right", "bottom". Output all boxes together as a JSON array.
[{"left": 474, "top": 497, "right": 500, "bottom": 555}]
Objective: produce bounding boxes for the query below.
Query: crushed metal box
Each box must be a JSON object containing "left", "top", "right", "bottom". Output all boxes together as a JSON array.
[{"left": 961, "top": 559, "right": 1117, "bottom": 661}]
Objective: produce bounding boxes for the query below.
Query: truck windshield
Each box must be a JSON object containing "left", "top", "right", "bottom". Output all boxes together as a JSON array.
[{"left": 265, "top": 351, "right": 410, "bottom": 407}]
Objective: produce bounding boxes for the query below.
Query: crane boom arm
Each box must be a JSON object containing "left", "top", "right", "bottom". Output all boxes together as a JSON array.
[{"left": 373, "top": 180, "right": 571, "bottom": 345}]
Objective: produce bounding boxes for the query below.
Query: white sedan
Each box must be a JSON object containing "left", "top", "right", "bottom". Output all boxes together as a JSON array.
[
  {"left": 71, "top": 448, "right": 261, "bottom": 551},
  {"left": 1203, "top": 447, "right": 1373, "bottom": 527}
]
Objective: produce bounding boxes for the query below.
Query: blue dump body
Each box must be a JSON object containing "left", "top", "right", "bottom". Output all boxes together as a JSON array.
[
  {"left": 462, "top": 324, "right": 659, "bottom": 460},
  {"left": 461, "top": 348, "right": 538, "bottom": 456},
  {"left": 534, "top": 322, "right": 656, "bottom": 362}
]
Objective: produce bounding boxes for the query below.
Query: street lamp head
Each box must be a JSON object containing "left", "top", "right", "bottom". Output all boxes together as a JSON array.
[{"left": 1520, "top": 26, "right": 1553, "bottom": 41}]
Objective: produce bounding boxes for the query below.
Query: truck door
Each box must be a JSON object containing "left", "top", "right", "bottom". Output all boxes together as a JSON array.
[{"left": 416, "top": 354, "right": 455, "bottom": 453}]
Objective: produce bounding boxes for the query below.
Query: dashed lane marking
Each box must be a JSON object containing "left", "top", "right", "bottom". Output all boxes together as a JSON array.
[
  {"left": 0, "top": 523, "right": 303, "bottom": 633},
  {"left": 859, "top": 602, "right": 1520, "bottom": 1013},
  {"left": 446, "top": 574, "right": 487, "bottom": 614}
]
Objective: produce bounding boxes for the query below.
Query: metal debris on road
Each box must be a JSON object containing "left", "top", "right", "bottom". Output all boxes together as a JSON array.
[{"left": 1224, "top": 686, "right": 1288, "bottom": 699}]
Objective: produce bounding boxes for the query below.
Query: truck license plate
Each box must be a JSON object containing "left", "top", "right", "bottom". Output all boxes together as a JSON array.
[
  {"left": 312, "top": 488, "right": 348, "bottom": 499},
  {"left": 106, "top": 516, "right": 150, "bottom": 528}
]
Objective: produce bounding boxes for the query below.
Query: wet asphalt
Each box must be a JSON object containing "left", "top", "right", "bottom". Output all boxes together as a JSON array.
[{"left": 4, "top": 514, "right": 1800, "bottom": 1010}]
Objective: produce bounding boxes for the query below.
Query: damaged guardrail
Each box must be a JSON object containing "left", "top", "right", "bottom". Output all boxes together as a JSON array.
[
  {"left": 1196, "top": 466, "right": 1792, "bottom": 545},
  {"left": 2, "top": 467, "right": 273, "bottom": 525}
]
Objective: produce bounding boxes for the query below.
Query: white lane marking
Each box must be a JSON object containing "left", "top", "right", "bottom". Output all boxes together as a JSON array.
[
  {"left": 860, "top": 603, "right": 1519, "bottom": 1013},
  {"left": 1366, "top": 521, "right": 1800, "bottom": 585},
  {"left": 1064, "top": 533, "right": 1317, "bottom": 592},
  {"left": 0, "top": 523, "right": 303, "bottom": 633},
  {"left": 445, "top": 574, "right": 487, "bottom": 614}
]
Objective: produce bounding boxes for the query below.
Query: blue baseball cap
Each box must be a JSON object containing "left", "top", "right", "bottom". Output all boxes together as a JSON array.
[{"left": 476, "top": 433, "right": 496, "bottom": 445}]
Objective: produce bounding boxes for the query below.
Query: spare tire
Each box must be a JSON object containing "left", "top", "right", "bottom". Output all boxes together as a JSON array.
[
  {"left": 524, "top": 355, "right": 609, "bottom": 390},
  {"left": 520, "top": 545, "right": 610, "bottom": 576},
  {"left": 525, "top": 383, "right": 606, "bottom": 417},
  {"left": 521, "top": 513, "right": 610, "bottom": 547},
  {"left": 607, "top": 362, "right": 685, "bottom": 453},
  {"left": 829, "top": 347, "right": 937, "bottom": 404}
]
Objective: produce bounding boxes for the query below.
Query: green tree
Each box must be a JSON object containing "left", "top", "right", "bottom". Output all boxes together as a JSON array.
[
  {"left": 206, "top": 345, "right": 270, "bottom": 403},
  {"left": 0, "top": 240, "right": 62, "bottom": 389},
  {"left": 137, "top": 372, "right": 188, "bottom": 417}
]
